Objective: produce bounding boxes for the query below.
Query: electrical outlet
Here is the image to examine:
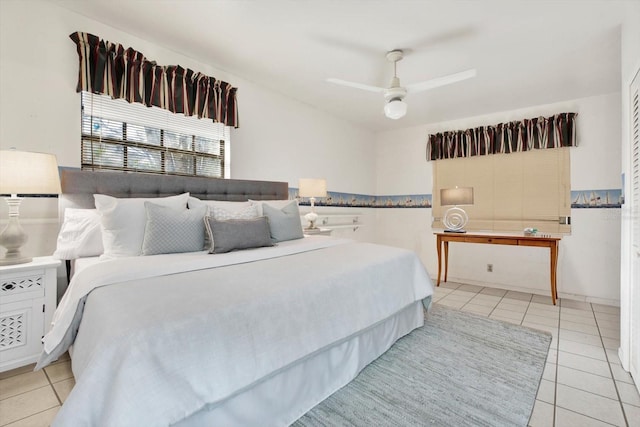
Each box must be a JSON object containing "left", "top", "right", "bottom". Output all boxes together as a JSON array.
[{"left": 487, "top": 264, "right": 493, "bottom": 272}]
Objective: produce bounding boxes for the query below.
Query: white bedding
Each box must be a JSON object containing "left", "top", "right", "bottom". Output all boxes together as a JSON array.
[
  {"left": 42, "top": 236, "right": 349, "bottom": 357},
  {"left": 40, "top": 237, "right": 434, "bottom": 426}
]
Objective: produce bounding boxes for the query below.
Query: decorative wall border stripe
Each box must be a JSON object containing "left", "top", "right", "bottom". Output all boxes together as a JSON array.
[
  {"left": 571, "top": 189, "right": 622, "bottom": 208},
  {"left": 289, "top": 188, "right": 431, "bottom": 208},
  {"left": 290, "top": 188, "right": 623, "bottom": 209}
]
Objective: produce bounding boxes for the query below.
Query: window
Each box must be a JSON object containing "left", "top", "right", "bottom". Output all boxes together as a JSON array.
[
  {"left": 432, "top": 148, "right": 571, "bottom": 233},
  {"left": 81, "top": 92, "right": 230, "bottom": 178}
]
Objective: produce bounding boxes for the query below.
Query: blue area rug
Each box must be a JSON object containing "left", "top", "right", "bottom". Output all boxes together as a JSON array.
[{"left": 294, "top": 305, "right": 551, "bottom": 427}]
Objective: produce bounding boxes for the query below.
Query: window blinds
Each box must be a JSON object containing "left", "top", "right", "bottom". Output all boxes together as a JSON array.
[{"left": 81, "top": 92, "right": 230, "bottom": 178}]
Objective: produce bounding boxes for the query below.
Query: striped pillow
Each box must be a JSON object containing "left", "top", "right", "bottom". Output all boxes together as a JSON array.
[{"left": 211, "top": 204, "right": 259, "bottom": 220}]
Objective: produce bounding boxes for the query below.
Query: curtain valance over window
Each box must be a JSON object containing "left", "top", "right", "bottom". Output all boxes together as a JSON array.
[
  {"left": 426, "top": 113, "right": 576, "bottom": 161},
  {"left": 69, "top": 32, "right": 239, "bottom": 128}
]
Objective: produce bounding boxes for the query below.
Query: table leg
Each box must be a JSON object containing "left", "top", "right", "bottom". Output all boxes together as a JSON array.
[
  {"left": 436, "top": 236, "right": 442, "bottom": 286},
  {"left": 550, "top": 242, "right": 558, "bottom": 305},
  {"left": 444, "top": 241, "right": 449, "bottom": 283}
]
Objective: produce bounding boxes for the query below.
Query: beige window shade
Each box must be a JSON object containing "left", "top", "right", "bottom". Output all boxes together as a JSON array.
[{"left": 433, "top": 148, "right": 571, "bottom": 233}]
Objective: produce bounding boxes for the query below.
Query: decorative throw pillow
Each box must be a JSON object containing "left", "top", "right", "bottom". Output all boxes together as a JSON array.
[
  {"left": 142, "top": 202, "right": 207, "bottom": 255},
  {"left": 262, "top": 200, "right": 304, "bottom": 242},
  {"left": 94, "top": 193, "right": 189, "bottom": 258},
  {"left": 204, "top": 216, "right": 273, "bottom": 254},
  {"left": 53, "top": 208, "right": 103, "bottom": 259}
]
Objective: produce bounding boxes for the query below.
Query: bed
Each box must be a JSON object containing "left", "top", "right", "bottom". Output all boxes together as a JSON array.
[{"left": 37, "top": 169, "right": 434, "bottom": 427}]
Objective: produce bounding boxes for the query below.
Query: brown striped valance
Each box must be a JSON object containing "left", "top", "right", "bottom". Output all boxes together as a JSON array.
[
  {"left": 426, "top": 113, "right": 576, "bottom": 161},
  {"left": 69, "top": 32, "right": 239, "bottom": 128}
]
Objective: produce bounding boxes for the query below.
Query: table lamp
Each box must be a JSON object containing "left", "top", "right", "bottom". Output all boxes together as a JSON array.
[
  {"left": 298, "top": 178, "right": 327, "bottom": 229},
  {"left": 0, "top": 150, "right": 61, "bottom": 265},
  {"left": 440, "top": 186, "right": 474, "bottom": 233}
]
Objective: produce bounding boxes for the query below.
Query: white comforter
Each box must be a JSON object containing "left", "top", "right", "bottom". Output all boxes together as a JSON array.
[{"left": 41, "top": 237, "right": 433, "bottom": 426}]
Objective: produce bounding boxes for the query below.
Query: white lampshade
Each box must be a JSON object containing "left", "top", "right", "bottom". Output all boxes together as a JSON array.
[
  {"left": 384, "top": 100, "right": 407, "bottom": 120},
  {"left": 440, "top": 187, "right": 474, "bottom": 206},
  {"left": 298, "top": 178, "right": 327, "bottom": 198},
  {"left": 0, "top": 150, "right": 62, "bottom": 195},
  {"left": 0, "top": 150, "right": 61, "bottom": 265}
]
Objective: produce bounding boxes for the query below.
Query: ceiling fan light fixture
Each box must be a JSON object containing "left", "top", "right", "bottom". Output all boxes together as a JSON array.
[{"left": 384, "top": 99, "right": 407, "bottom": 119}]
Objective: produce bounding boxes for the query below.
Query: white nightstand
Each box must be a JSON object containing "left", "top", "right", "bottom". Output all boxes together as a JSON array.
[
  {"left": 303, "top": 227, "right": 332, "bottom": 236},
  {"left": 0, "top": 257, "right": 60, "bottom": 372}
]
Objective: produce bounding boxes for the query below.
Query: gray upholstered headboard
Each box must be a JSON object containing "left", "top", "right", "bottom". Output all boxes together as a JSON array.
[{"left": 59, "top": 169, "right": 289, "bottom": 212}]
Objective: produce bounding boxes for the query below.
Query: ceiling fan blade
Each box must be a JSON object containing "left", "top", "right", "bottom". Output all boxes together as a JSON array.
[
  {"left": 406, "top": 69, "right": 477, "bottom": 93},
  {"left": 326, "top": 78, "right": 386, "bottom": 93}
]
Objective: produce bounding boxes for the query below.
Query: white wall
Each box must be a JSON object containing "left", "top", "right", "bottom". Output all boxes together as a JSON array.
[
  {"left": 0, "top": 0, "right": 375, "bottom": 259},
  {"left": 374, "top": 93, "right": 622, "bottom": 304}
]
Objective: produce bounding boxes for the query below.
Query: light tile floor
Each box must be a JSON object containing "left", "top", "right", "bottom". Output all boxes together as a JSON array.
[
  {"left": 0, "top": 283, "right": 638, "bottom": 426},
  {"left": 433, "top": 282, "right": 640, "bottom": 427}
]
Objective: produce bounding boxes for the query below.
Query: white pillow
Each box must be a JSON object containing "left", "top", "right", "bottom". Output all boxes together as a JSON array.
[
  {"left": 249, "top": 199, "right": 297, "bottom": 216},
  {"left": 53, "top": 208, "right": 103, "bottom": 260},
  {"left": 210, "top": 204, "right": 258, "bottom": 220},
  {"left": 188, "top": 197, "right": 253, "bottom": 215},
  {"left": 95, "top": 193, "right": 189, "bottom": 258}
]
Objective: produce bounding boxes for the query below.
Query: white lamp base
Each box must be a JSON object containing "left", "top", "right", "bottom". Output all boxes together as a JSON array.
[
  {"left": 0, "top": 197, "right": 31, "bottom": 265},
  {"left": 304, "top": 211, "right": 319, "bottom": 229},
  {"left": 443, "top": 206, "right": 468, "bottom": 233}
]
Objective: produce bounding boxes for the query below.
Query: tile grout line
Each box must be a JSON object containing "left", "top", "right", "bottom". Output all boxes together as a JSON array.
[
  {"left": 551, "top": 298, "right": 563, "bottom": 427},
  {"left": 0, "top": 405, "right": 59, "bottom": 427},
  {"left": 592, "top": 302, "right": 630, "bottom": 427},
  {"left": 42, "top": 367, "right": 63, "bottom": 406},
  {"left": 528, "top": 295, "right": 559, "bottom": 427},
  {"left": 554, "top": 406, "right": 620, "bottom": 427},
  {"left": 556, "top": 382, "right": 628, "bottom": 403}
]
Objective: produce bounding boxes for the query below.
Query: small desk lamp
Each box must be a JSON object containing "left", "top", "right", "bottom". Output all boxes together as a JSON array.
[
  {"left": 440, "top": 186, "right": 474, "bottom": 233},
  {"left": 0, "top": 150, "right": 61, "bottom": 265},
  {"left": 298, "top": 178, "right": 327, "bottom": 229}
]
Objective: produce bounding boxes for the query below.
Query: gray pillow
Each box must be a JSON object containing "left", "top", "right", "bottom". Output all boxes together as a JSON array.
[
  {"left": 142, "top": 202, "right": 207, "bottom": 255},
  {"left": 204, "top": 216, "right": 273, "bottom": 254},
  {"left": 262, "top": 201, "right": 304, "bottom": 242}
]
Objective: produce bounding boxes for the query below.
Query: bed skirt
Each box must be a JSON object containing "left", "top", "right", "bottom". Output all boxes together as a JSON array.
[{"left": 175, "top": 300, "right": 427, "bottom": 426}]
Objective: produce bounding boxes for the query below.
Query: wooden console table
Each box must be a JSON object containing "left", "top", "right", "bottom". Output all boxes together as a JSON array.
[{"left": 435, "top": 232, "right": 562, "bottom": 305}]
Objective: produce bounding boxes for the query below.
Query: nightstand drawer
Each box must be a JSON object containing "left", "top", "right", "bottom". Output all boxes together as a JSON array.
[
  {"left": 1, "top": 270, "right": 46, "bottom": 300},
  {"left": 465, "top": 237, "right": 519, "bottom": 245}
]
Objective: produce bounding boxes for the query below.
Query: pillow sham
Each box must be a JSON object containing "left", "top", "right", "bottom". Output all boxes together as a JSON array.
[
  {"left": 94, "top": 193, "right": 189, "bottom": 258},
  {"left": 142, "top": 202, "right": 207, "bottom": 256},
  {"left": 188, "top": 197, "right": 253, "bottom": 214},
  {"left": 249, "top": 199, "right": 297, "bottom": 216},
  {"left": 262, "top": 200, "right": 304, "bottom": 242},
  {"left": 210, "top": 204, "right": 258, "bottom": 220},
  {"left": 204, "top": 216, "right": 273, "bottom": 254},
  {"left": 53, "top": 208, "right": 103, "bottom": 260}
]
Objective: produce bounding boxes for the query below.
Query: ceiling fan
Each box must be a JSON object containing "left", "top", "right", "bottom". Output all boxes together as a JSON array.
[{"left": 327, "top": 50, "right": 476, "bottom": 120}]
